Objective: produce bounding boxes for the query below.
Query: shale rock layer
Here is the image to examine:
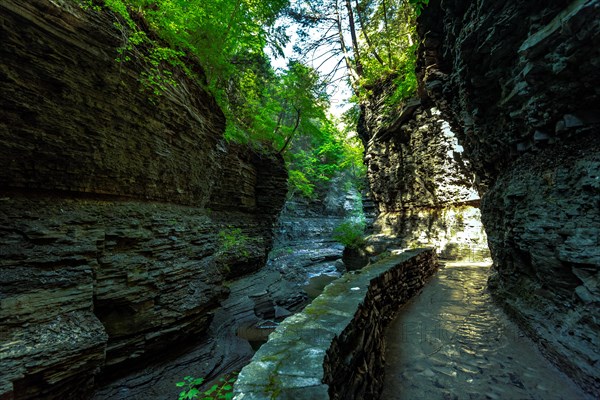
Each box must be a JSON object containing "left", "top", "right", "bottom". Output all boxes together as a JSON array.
[
  {"left": 359, "top": 85, "right": 489, "bottom": 260},
  {"left": 418, "top": 0, "right": 600, "bottom": 395},
  {"left": 0, "top": 1, "right": 287, "bottom": 399}
]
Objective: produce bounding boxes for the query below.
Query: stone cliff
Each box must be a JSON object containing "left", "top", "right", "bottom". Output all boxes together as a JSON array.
[
  {"left": 417, "top": 0, "right": 599, "bottom": 396},
  {"left": 359, "top": 78, "right": 489, "bottom": 261},
  {"left": 0, "top": 1, "right": 287, "bottom": 399}
]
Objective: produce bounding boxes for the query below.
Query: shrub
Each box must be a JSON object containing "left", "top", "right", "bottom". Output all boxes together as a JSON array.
[
  {"left": 332, "top": 220, "right": 366, "bottom": 250},
  {"left": 218, "top": 227, "right": 250, "bottom": 258}
]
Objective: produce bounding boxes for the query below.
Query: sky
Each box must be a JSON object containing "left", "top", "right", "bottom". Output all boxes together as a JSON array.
[{"left": 266, "top": 16, "right": 354, "bottom": 119}]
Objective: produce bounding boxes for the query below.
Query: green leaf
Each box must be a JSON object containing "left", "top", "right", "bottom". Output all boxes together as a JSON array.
[
  {"left": 192, "top": 378, "right": 205, "bottom": 386},
  {"left": 176, "top": 382, "right": 186, "bottom": 387},
  {"left": 204, "top": 385, "right": 218, "bottom": 395}
]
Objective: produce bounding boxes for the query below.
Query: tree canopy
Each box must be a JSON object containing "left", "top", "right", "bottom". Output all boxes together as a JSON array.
[
  {"left": 288, "top": 0, "right": 422, "bottom": 102},
  {"left": 76, "top": 0, "right": 422, "bottom": 200}
]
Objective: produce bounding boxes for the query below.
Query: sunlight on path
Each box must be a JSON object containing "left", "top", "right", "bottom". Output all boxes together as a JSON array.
[{"left": 382, "top": 262, "right": 591, "bottom": 400}]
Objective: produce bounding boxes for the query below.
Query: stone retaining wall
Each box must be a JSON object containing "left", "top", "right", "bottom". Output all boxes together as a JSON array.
[{"left": 233, "top": 248, "right": 438, "bottom": 400}]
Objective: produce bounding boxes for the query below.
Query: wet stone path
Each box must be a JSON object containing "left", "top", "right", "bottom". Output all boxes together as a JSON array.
[{"left": 382, "top": 262, "right": 591, "bottom": 400}]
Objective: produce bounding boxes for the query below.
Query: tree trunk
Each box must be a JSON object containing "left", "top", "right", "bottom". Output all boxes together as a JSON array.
[{"left": 345, "top": 0, "right": 363, "bottom": 77}]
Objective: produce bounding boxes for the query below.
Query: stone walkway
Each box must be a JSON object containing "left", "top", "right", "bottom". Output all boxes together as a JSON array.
[{"left": 382, "top": 262, "right": 591, "bottom": 400}]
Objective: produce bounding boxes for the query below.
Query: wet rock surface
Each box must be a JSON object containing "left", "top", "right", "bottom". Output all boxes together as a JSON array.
[
  {"left": 383, "top": 262, "right": 592, "bottom": 400},
  {"left": 417, "top": 0, "right": 600, "bottom": 394}
]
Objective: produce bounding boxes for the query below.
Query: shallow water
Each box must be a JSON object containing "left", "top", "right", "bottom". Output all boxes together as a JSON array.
[{"left": 382, "top": 262, "right": 592, "bottom": 400}]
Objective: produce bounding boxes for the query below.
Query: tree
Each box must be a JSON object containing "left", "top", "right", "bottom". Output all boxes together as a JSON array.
[
  {"left": 288, "top": 0, "right": 419, "bottom": 99},
  {"left": 78, "top": 0, "right": 366, "bottom": 199}
]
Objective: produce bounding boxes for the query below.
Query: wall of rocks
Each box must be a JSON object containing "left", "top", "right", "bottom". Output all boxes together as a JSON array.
[
  {"left": 0, "top": 1, "right": 287, "bottom": 399},
  {"left": 417, "top": 0, "right": 599, "bottom": 396},
  {"left": 233, "top": 248, "right": 437, "bottom": 400},
  {"left": 358, "top": 87, "right": 489, "bottom": 260}
]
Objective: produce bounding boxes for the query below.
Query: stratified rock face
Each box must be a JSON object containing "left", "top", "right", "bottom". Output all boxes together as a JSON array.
[
  {"left": 0, "top": 0, "right": 223, "bottom": 206},
  {"left": 359, "top": 82, "right": 489, "bottom": 260},
  {"left": 418, "top": 0, "right": 600, "bottom": 395},
  {"left": 0, "top": 1, "right": 287, "bottom": 399}
]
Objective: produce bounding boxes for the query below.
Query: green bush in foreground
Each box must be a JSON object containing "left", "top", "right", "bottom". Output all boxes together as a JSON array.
[
  {"left": 332, "top": 220, "right": 366, "bottom": 250},
  {"left": 176, "top": 372, "right": 237, "bottom": 400}
]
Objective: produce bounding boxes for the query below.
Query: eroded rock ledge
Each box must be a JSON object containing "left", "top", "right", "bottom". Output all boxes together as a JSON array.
[
  {"left": 417, "top": 0, "right": 600, "bottom": 395},
  {"left": 233, "top": 248, "right": 437, "bottom": 400},
  {"left": 358, "top": 82, "right": 489, "bottom": 260},
  {"left": 0, "top": 1, "right": 287, "bottom": 399}
]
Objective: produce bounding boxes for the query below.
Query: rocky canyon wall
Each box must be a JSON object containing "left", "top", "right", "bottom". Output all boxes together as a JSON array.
[
  {"left": 417, "top": 0, "right": 599, "bottom": 395},
  {"left": 359, "top": 80, "right": 489, "bottom": 261},
  {"left": 0, "top": 1, "right": 287, "bottom": 399}
]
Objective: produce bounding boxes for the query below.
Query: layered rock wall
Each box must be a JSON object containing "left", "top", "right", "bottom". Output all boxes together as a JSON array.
[
  {"left": 417, "top": 0, "right": 600, "bottom": 395},
  {"left": 359, "top": 88, "right": 489, "bottom": 260},
  {"left": 0, "top": 1, "right": 287, "bottom": 399}
]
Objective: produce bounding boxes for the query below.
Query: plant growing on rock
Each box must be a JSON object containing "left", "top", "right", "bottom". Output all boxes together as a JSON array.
[
  {"left": 176, "top": 372, "right": 237, "bottom": 400},
  {"left": 332, "top": 220, "right": 366, "bottom": 249},
  {"left": 218, "top": 227, "right": 250, "bottom": 258}
]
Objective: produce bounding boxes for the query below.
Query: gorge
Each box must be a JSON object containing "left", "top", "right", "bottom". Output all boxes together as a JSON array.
[{"left": 1, "top": 0, "right": 599, "bottom": 399}]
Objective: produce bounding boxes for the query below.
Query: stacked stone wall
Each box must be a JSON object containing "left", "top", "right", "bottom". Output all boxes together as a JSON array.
[{"left": 233, "top": 248, "right": 437, "bottom": 400}]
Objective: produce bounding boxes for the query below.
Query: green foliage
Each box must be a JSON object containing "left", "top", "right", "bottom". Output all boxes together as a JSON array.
[
  {"left": 332, "top": 220, "right": 366, "bottom": 249},
  {"left": 286, "top": 117, "right": 365, "bottom": 200},
  {"left": 218, "top": 227, "right": 250, "bottom": 258},
  {"left": 408, "top": 0, "right": 430, "bottom": 16},
  {"left": 176, "top": 373, "right": 237, "bottom": 400},
  {"left": 76, "top": 0, "right": 194, "bottom": 103},
  {"left": 288, "top": 169, "right": 315, "bottom": 198},
  {"left": 75, "top": 0, "right": 366, "bottom": 202},
  {"left": 354, "top": 0, "right": 420, "bottom": 102},
  {"left": 75, "top": 0, "right": 289, "bottom": 113},
  {"left": 77, "top": 0, "right": 103, "bottom": 12},
  {"left": 224, "top": 59, "right": 329, "bottom": 149},
  {"left": 385, "top": 45, "right": 418, "bottom": 105}
]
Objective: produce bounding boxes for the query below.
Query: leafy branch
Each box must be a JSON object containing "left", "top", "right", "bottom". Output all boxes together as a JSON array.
[{"left": 176, "top": 373, "right": 238, "bottom": 400}]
